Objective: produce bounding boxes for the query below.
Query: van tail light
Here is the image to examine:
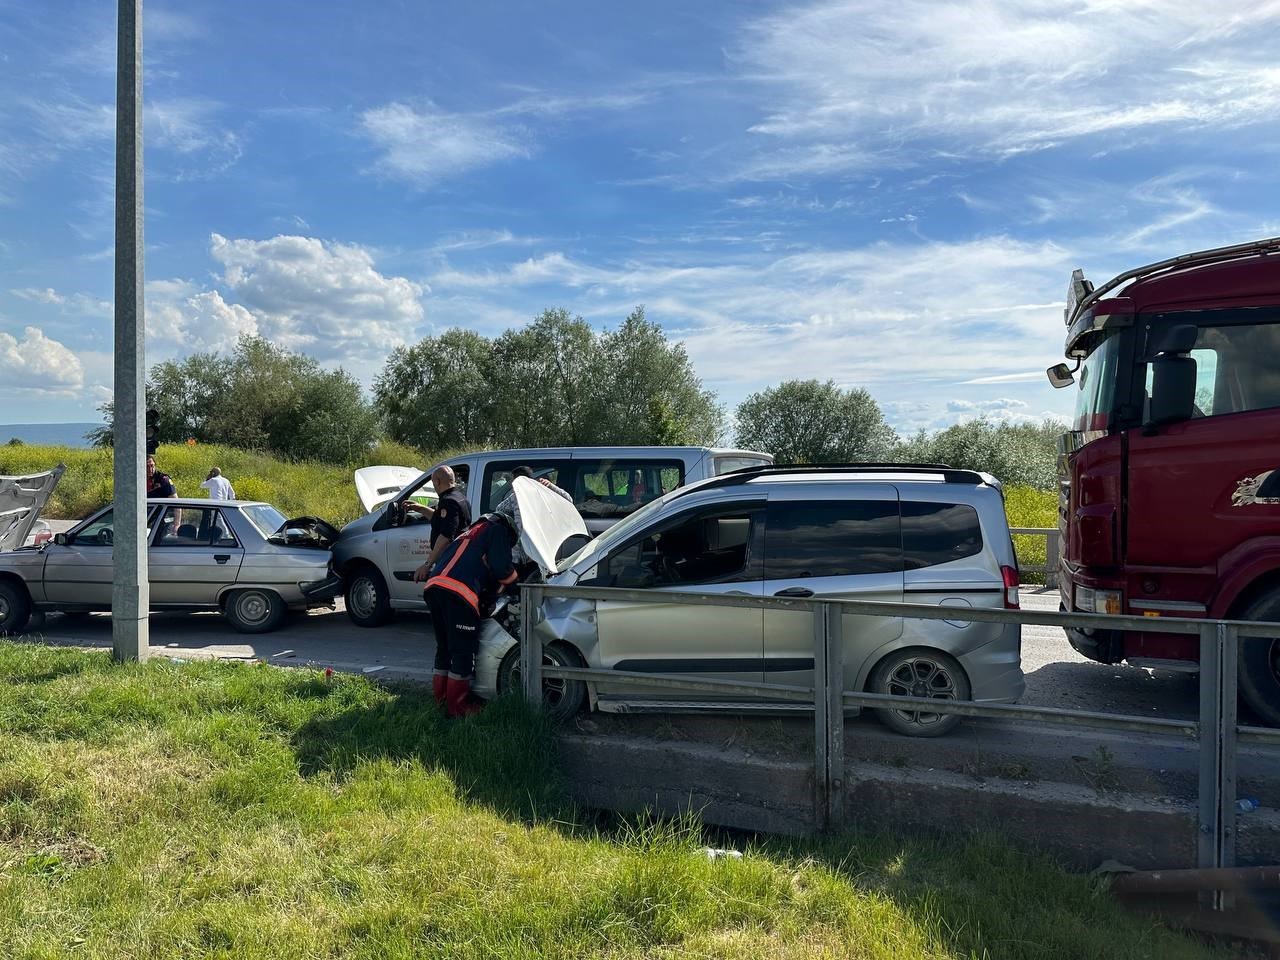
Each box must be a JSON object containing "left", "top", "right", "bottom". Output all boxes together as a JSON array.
[{"left": 1001, "top": 565, "right": 1021, "bottom": 610}]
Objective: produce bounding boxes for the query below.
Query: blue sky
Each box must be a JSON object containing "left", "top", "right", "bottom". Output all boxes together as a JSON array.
[{"left": 2, "top": 0, "right": 1279, "bottom": 436}]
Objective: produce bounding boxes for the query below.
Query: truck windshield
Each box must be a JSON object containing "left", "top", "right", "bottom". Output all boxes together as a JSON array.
[{"left": 1073, "top": 335, "right": 1121, "bottom": 432}]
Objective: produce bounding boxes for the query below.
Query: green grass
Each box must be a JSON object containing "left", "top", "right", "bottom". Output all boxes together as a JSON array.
[
  {"left": 0, "top": 440, "right": 432, "bottom": 528},
  {"left": 1005, "top": 485, "right": 1058, "bottom": 585},
  {"left": 0, "top": 645, "right": 1228, "bottom": 959}
]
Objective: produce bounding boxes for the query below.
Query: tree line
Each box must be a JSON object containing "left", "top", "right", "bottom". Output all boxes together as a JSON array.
[{"left": 92, "top": 305, "right": 1064, "bottom": 489}]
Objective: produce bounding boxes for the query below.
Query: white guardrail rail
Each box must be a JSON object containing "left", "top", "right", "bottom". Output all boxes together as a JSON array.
[{"left": 517, "top": 583, "right": 1280, "bottom": 912}]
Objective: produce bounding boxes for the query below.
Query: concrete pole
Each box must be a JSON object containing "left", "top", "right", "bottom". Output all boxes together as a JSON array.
[{"left": 112, "top": 0, "right": 148, "bottom": 662}]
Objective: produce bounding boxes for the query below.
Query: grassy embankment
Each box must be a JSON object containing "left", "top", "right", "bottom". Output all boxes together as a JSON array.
[
  {"left": 2, "top": 444, "right": 1060, "bottom": 561},
  {"left": 0, "top": 643, "right": 1227, "bottom": 960}
]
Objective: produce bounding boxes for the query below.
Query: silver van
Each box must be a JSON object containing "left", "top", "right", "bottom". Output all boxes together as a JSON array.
[
  {"left": 333, "top": 446, "right": 771, "bottom": 626},
  {"left": 473, "top": 465, "right": 1025, "bottom": 737}
]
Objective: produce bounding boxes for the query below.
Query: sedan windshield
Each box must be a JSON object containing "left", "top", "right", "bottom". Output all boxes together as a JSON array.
[{"left": 240, "top": 504, "right": 288, "bottom": 539}]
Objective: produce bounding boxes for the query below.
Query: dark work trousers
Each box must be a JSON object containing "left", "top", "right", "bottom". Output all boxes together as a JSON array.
[{"left": 425, "top": 587, "right": 482, "bottom": 680}]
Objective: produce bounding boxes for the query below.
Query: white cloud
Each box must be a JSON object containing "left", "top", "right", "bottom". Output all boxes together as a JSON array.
[
  {"left": 209, "top": 233, "right": 424, "bottom": 358},
  {"left": 146, "top": 281, "right": 260, "bottom": 353},
  {"left": 11, "top": 287, "right": 112, "bottom": 317},
  {"left": 732, "top": 0, "right": 1280, "bottom": 177},
  {"left": 361, "top": 102, "right": 531, "bottom": 186},
  {"left": 426, "top": 235, "right": 1079, "bottom": 428},
  {"left": 0, "top": 325, "right": 84, "bottom": 393}
]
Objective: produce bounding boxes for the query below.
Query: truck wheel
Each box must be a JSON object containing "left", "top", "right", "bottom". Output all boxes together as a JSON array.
[
  {"left": 224, "top": 588, "right": 286, "bottom": 634},
  {"left": 869, "top": 647, "right": 971, "bottom": 737},
  {"left": 1236, "top": 591, "right": 1280, "bottom": 727},
  {"left": 497, "top": 642, "right": 587, "bottom": 723},
  {"left": 0, "top": 580, "right": 32, "bottom": 636},
  {"left": 344, "top": 566, "right": 392, "bottom": 627}
]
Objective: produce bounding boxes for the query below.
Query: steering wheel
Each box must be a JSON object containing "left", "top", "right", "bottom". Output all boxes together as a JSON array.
[
  {"left": 656, "top": 554, "right": 682, "bottom": 584},
  {"left": 96, "top": 528, "right": 114, "bottom": 546}
]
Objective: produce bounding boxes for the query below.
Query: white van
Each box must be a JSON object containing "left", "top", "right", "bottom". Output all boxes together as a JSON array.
[{"left": 333, "top": 446, "right": 771, "bottom": 626}]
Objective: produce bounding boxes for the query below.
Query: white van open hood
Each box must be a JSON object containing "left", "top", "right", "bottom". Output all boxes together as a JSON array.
[
  {"left": 354, "top": 465, "right": 436, "bottom": 513},
  {"left": 0, "top": 465, "right": 65, "bottom": 552},
  {"left": 510, "top": 476, "right": 588, "bottom": 575}
]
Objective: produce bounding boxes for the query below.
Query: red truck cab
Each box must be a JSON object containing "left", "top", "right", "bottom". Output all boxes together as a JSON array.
[{"left": 1051, "top": 238, "right": 1280, "bottom": 724}]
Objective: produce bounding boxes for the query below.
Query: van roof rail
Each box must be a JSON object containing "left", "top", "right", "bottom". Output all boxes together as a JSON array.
[{"left": 696, "top": 462, "right": 990, "bottom": 490}]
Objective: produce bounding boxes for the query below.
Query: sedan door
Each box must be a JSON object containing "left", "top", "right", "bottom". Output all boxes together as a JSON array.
[
  {"left": 41, "top": 508, "right": 126, "bottom": 607},
  {"left": 149, "top": 505, "right": 244, "bottom": 605},
  {"left": 761, "top": 488, "right": 905, "bottom": 694},
  {"left": 584, "top": 502, "right": 765, "bottom": 702}
]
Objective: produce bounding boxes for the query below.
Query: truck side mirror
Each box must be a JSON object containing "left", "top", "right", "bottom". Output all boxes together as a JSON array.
[
  {"left": 1046, "top": 363, "right": 1076, "bottom": 389},
  {"left": 1146, "top": 354, "right": 1197, "bottom": 427}
]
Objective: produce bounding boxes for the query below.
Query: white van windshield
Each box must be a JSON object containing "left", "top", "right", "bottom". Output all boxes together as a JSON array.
[{"left": 559, "top": 488, "right": 681, "bottom": 571}]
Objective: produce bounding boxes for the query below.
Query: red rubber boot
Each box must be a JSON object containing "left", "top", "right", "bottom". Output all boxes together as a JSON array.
[
  {"left": 445, "top": 676, "right": 484, "bottom": 718},
  {"left": 432, "top": 672, "right": 448, "bottom": 706}
]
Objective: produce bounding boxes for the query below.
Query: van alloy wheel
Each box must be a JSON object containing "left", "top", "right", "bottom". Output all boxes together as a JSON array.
[{"left": 870, "top": 648, "right": 971, "bottom": 737}]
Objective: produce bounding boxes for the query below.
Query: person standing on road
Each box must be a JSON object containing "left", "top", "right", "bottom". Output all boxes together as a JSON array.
[
  {"left": 145, "top": 456, "right": 176, "bottom": 498},
  {"left": 424, "top": 506, "right": 519, "bottom": 717},
  {"left": 200, "top": 467, "right": 236, "bottom": 501}
]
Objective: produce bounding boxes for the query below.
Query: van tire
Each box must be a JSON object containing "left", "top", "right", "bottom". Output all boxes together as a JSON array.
[
  {"left": 497, "top": 642, "right": 587, "bottom": 722},
  {"left": 345, "top": 565, "right": 393, "bottom": 627},
  {"left": 869, "top": 647, "right": 970, "bottom": 737},
  {"left": 0, "top": 580, "right": 32, "bottom": 636},
  {"left": 1236, "top": 591, "right": 1280, "bottom": 727}
]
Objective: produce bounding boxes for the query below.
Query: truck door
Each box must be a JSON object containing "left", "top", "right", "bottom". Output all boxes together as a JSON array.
[{"left": 1126, "top": 315, "right": 1280, "bottom": 627}]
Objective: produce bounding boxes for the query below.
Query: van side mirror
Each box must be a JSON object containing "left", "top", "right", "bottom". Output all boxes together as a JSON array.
[
  {"left": 1147, "top": 354, "right": 1197, "bottom": 427},
  {"left": 54, "top": 533, "right": 68, "bottom": 546},
  {"left": 1046, "top": 363, "right": 1075, "bottom": 389}
]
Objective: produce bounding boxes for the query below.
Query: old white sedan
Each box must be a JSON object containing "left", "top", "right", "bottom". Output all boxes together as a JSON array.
[{"left": 0, "top": 496, "right": 340, "bottom": 635}]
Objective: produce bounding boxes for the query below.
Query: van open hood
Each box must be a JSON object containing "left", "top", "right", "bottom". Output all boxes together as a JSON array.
[
  {"left": 0, "top": 465, "right": 65, "bottom": 553},
  {"left": 510, "top": 476, "right": 589, "bottom": 575},
  {"left": 354, "top": 465, "right": 437, "bottom": 514}
]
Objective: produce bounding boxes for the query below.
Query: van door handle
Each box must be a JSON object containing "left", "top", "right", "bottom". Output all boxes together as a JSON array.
[
  {"left": 774, "top": 587, "right": 814, "bottom": 598},
  {"left": 214, "top": 554, "right": 230, "bottom": 564}
]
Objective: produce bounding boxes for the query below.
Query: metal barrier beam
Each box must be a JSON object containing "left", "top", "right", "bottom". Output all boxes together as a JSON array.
[
  {"left": 519, "top": 585, "right": 543, "bottom": 707},
  {"left": 1198, "top": 623, "right": 1239, "bottom": 909},
  {"left": 813, "top": 602, "right": 844, "bottom": 829}
]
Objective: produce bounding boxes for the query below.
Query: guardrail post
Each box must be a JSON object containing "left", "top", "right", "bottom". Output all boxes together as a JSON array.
[
  {"left": 520, "top": 585, "right": 543, "bottom": 708},
  {"left": 812, "top": 601, "right": 844, "bottom": 831},
  {"left": 1045, "top": 530, "right": 1060, "bottom": 589},
  {"left": 1197, "top": 622, "right": 1238, "bottom": 910}
]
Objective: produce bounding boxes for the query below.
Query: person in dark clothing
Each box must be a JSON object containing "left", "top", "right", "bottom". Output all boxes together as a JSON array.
[
  {"left": 425, "top": 511, "right": 519, "bottom": 717},
  {"left": 411, "top": 465, "right": 473, "bottom": 579},
  {"left": 145, "top": 456, "right": 176, "bottom": 498}
]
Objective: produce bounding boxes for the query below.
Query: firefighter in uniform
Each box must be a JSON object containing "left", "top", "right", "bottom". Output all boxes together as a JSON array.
[
  {"left": 412, "top": 466, "right": 474, "bottom": 705},
  {"left": 424, "top": 508, "right": 519, "bottom": 717}
]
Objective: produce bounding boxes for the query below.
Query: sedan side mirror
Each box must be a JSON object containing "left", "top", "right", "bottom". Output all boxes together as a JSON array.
[{"left": 54, "top": 533, "right": 68, "bottom": 546}]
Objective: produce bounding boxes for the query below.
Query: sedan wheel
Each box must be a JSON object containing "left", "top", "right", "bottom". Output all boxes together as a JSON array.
[
  {"left": 0, "top": 580, "right": 32, "bottom": 636},
  {"left": 225, "top": 588, "right": 286, "bottom": 634},
  {"left": 869, "top": 648, "right": 970, "bottom": 737},
  {"left": 497, "top": 642, "right": 587, "bottom": 723}
]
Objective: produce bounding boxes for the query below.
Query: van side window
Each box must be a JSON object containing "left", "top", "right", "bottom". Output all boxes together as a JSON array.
[
  {"left": 765, "top": 502, "right": 900, "bottom": 579},
  {"left": 481, "top": 460, "right": 567, "bottom": 513},
  {"left": 585, "top": 508, "right": 760, "bottom": 588},
  {"left": 574, "top": 459, "right": 683, "bottom": 520},
  {"left": 901, "top": 502, "right": 983, "bottom": 570}
]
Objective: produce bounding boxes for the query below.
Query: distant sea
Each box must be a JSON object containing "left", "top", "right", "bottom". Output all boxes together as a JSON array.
[{"left": 1, "top": 423, "right": 101, "bottom": 448}]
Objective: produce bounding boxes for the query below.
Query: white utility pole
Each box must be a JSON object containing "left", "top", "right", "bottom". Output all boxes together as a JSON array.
[{"left": 112, "top": 0, "right": 148, "bottom": 662}]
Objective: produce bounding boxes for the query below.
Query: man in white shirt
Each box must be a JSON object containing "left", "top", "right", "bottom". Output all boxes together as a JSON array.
[{"left": 200, "top": 467, "right": 236, "bottom": 501}]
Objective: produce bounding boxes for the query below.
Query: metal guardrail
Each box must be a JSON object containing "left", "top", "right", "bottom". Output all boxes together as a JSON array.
[
  {"left": 518, "top": 583, "right": 1280, "bottom": 911},
  {"left": 1010, "top": 526, "right": 1060, "bottom": 587}
]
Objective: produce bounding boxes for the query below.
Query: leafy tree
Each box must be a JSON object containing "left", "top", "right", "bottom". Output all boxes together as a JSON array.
[
  {"left": 375, "top": 329, "right": 496, "bottom": 452},
  {"left": 894, "top": 418, "right": 1064, "bottom": 489},
  {"left": 734, "top": 379, "right": 896, "bottom": 463},
  {"left": 376, "top": 306, "right": 724, "bottom": 452},
  {"left": 91, "top": 336, "right": 380, "bottom": 464},
  {"left": 592, "top": 307, "right": 723, "bottom": 446}
]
